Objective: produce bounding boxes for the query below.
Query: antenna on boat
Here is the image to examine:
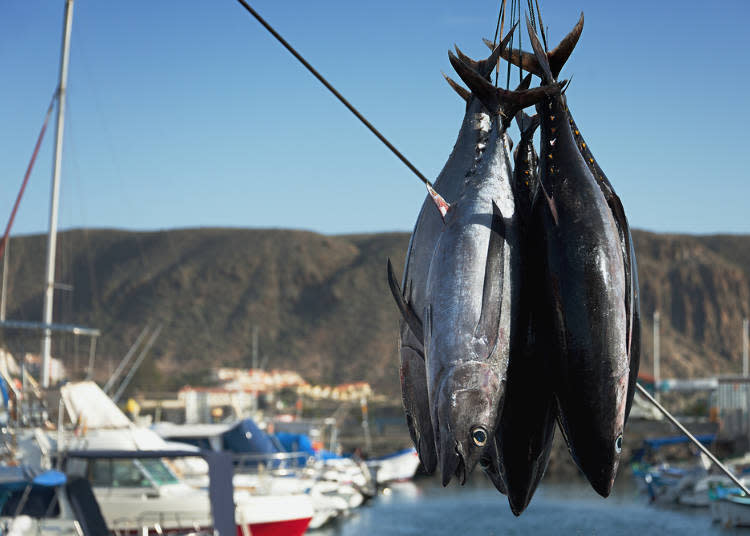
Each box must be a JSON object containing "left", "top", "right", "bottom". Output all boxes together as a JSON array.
[
  {"left": 41, "top": 0, "right": 75, "bottom": 388},
  {"left": 111, "top": 324, "right": 163, "bottom": 404},
  {"left": 102, "top": 324, "right": 151, "bottom": 395}
]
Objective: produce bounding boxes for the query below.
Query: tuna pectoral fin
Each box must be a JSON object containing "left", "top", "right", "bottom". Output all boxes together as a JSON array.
[
  {"left": 386, "top": 258, "right": 425, "bottom": 344},
  {"left": 474, "top": 201, "right": 506, "bottom": 352},
  {"left": 538, "top": 180, "right": 559, "bottom": 226}
]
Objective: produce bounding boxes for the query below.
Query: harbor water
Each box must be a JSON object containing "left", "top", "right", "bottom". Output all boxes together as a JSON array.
[{"left": 311, "top": 475, "right": 745, "bottom": 535}]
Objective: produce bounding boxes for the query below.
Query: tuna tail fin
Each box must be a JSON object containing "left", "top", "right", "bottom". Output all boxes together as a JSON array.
[
  {"left": 526, "top": 14, "right": 554, "bottom": 83},
  {"left": 483, "top": 38, "right": 545, "bottom": 79},
  {"left": 387, "top": 258, "right": 425, "bottom": 344},
  {"left": 474, "top": 201, "right": 506, "bottom": 355},
  {"left": 548, "top": 12, "right": 583, "bottom": 79},
  {"left": 442, "top": 72, "right": 470, "bottom": 102},
  {"left": 454, "top": 21, "right": 518, "bottom": 79},
  {"left": 500, "top": 13, "right": 584, "bottom": 81},
  {"left": 449, "top": 50, "right": 562, "bottom": 126},
  {"left": 515, "top": 111, "right": 540, "bottom": 140}
]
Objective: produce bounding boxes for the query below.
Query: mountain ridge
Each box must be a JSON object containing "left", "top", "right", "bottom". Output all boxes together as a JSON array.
[{"left": 1, "top": 227, "right": 748, "bottom": 397}]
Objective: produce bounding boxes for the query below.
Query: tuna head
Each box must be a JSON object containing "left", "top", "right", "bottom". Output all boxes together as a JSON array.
[{"left": 433, "top": 360, "right": 503, "bottom": 486}]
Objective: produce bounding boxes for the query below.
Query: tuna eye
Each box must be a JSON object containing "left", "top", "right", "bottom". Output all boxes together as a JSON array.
[
  {"left": 615, "top": 434, "right": 623, "bottom": 453},
  {"left": 471, "top": 426, "right": 488, "bottom": 447}
]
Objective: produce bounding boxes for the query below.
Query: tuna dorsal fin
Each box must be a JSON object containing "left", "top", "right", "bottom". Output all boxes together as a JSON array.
[
  {"left": 500, "top": 13, "right": 584, "bottom": 80},
  {"left": 442, "top": 72, "right": 470, "bottom": 102},
  {"left": 448, "top": 50, "right": 563, "bottom": 125},
  {"left": 387, "top": 258, "right": 424, "bottom": 343},
  {"left": 526, "top": 15, "right": 553, "bottom": 82},
  {"left": 454, "top": 21, "right": 518, "bottom": 79},
  {"left": 515, "top": 111, "right": 540, "bottom": 140},
  {"left": 474, "top": 201, "right": 506, "bottom": 355}
]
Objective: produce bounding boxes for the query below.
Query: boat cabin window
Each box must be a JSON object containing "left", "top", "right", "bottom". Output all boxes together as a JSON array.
[
  {"left": 87, "top": 458, "right": 179, "bottom": 488},
  {"left": 0, "top": 487, "right": 60, "bottom": 518}
]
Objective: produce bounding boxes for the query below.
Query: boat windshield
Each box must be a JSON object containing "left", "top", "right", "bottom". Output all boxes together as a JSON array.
[{"left": 88, "top": 458, "right": 179, "bottom": 488}]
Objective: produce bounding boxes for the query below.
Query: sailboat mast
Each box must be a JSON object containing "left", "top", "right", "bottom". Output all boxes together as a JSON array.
[{"left": 41, "top": 0, "right": 74, "bottom": 388}]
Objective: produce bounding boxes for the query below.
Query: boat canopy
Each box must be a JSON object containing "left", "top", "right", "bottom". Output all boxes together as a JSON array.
[
  {"left": 0, "top": 467, "right": 66, "bottom": 491},
  {"left": 274, "top": 432, "right": 338, "bottom": 464},
  {"left": 223, "top": 419, "right": 279, "bottom": 455},
  {"left": 642, "top": 434, "right": 716, "bottom": 449}
]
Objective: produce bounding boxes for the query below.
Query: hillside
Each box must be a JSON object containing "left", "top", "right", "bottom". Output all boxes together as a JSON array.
[{"left": 1, "top": 228, "right": 749, "bottom": 397}]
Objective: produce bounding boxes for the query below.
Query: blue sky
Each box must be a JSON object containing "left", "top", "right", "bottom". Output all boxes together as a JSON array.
[{"left": 2, "top": 0, "right": 749, "bottom": 237}]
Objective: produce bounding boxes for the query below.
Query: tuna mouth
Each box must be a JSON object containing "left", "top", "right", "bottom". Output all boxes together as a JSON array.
[
  {"left": 455, "top": 453, "right": 467, "bottom": 485},
  {"left": 439, "top": 443, "right": 467, "bottom": 486}
]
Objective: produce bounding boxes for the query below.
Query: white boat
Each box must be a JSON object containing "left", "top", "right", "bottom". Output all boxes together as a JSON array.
[
  {"left": 0, "top": 466, "right": 113, "bottom": 536},
  {"left": 366, "top": 447, "right": 421, "bottom": 484},
  {"left": 56, "top": 381, "right": 314, "bottom": 536},
  {"left": 712, "top": 491, "right": 750, "bottom": 528},
  {"left": 153, "top": 420, "right": 367, "bottom": 529}
]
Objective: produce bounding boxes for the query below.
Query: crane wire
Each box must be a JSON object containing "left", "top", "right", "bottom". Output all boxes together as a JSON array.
[{"left": 233, "top": 0, "right": 435, "bottom": 191}]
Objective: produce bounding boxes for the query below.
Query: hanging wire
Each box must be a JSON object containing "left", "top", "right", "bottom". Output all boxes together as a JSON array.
[
  {"left": 518, "top": 0, "right": 523, "bottom": 87},
  {"left": 527, "top": 0, "right": 537, "bottom": 32},
  {"left": 493, "top": 0, "right": 508, "bottom": 86},
  {"left": 534, "top": 0, "right": 549, "bottom": 52},
  {"left": 505, "top": 0, "right": 516, "bottom": 90}
]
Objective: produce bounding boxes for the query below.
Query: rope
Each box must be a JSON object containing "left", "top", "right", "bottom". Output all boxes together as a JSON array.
[
  {"left": 506, "top": 0, "right": 516, "bottom": 89},
  {"left": 534, "top": 0, "right": 549, "bottom": 52},
  {"left": 494, "top": 0, "right": 507, "bottom": 86},
  {"left": 233, "top": 0, "right": 435, "bottom": 190},
  {"left": 0, "top": 92, "right": 57, "bottom": 261}
]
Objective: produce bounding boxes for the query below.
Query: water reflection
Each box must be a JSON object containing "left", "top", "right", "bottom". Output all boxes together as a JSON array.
[{"left": 310, "top": 474, "right": 744, "bottom": 535}]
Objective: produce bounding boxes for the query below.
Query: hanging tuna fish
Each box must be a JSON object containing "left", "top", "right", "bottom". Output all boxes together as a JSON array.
[
  {"left": 479, "top": 108, "right": 559, "bottom": 515},
  {"left": 386, "top": 28, "right": 518, "bottom": 475},
  {"left": 500, "top": 13, "right": 640, "bottom": 423},
  {"left": 512, "top": 15, "right": 630, "bottom": 498},
  {"left": 423, "top": 40, "right": 562, "bottom": 486}
]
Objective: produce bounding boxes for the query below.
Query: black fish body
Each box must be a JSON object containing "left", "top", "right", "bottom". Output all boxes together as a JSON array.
[
  {"left": 499, "top": 14, "right": 641, "bottom": 424},
  {"left": 523, "top": 18, "right": 628, "bottom": 498},
  {"left": 568, "top": 112, "right": 641, "bottom": 422},
  {"left": 484, "top": 111, "right": 558, "bottom": 515},
  {"left": 534, "top": 91, "right": 628, "bottom": 498}
]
